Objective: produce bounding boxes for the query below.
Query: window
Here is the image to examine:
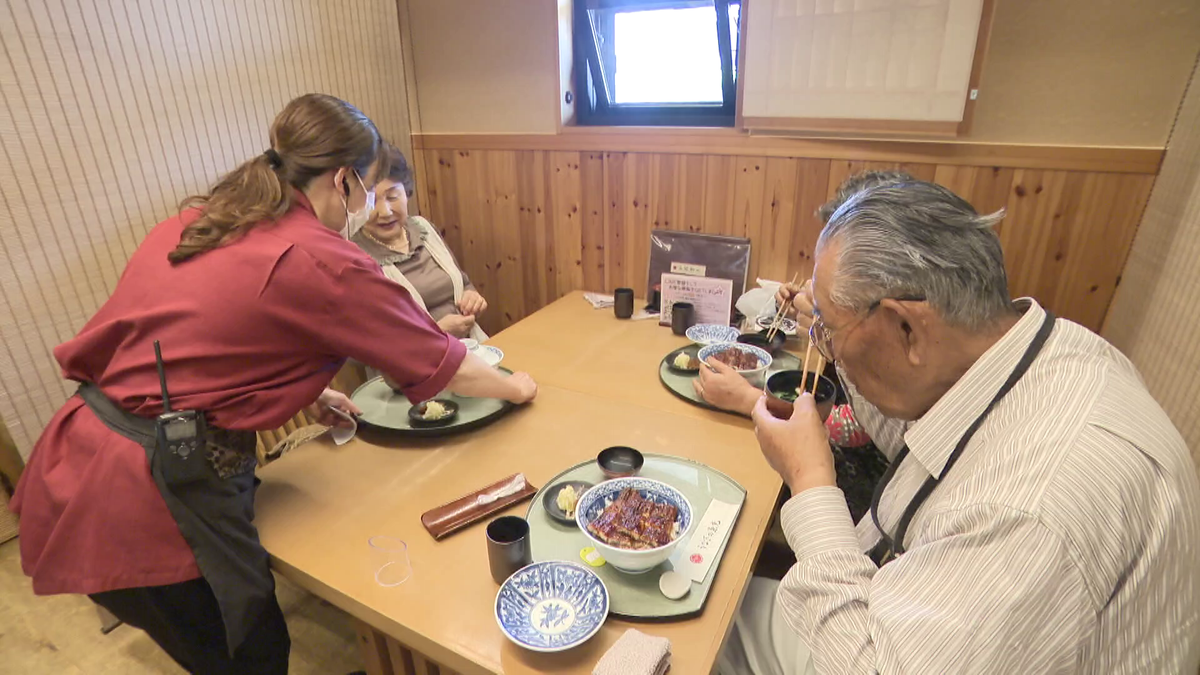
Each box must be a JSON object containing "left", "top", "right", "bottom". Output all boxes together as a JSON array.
[{"left": 574, "top": 0, "right": 741, "bottom": 127}]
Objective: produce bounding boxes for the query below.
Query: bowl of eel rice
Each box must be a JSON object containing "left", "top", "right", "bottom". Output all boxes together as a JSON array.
[{"left": 575, "top": 478, "right": 693, "bottom": 574}]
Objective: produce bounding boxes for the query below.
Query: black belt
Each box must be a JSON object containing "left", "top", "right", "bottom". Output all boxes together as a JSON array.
[
  {"left": 77, "top": 383, "right": 271, "bottom": 656},
  {"left": 868, "top": 310, "right": 1056, "bottom": 565}
]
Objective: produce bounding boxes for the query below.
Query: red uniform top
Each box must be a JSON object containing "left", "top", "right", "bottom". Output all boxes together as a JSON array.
[{"left": 11, "top": 196, "right": 465, "bottom": 595}]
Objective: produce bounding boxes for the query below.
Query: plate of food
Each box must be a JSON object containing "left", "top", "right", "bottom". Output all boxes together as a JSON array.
[
  {"left": 576, "top": 478, "right": 693, "bottom": 574},
  {"left": 684, "top": 323, "right": 740, "bottom": 346},
  {"left": 495, "top": 560, "right": 609, "bottom": 652},
  {"left": 407, "top": 398, "right": 459, "bottom": 427},
  {"left": 664, "top": 345, "right": 702, "bottom": 374},
  {"left": 697, "top": 343, "right": 772, "bottom": 381},
  {"left": 754, "top": 315, "right": 799, "bottom": 336},
  {"left": 543, "top": 481, "right": 593, "bottom": 526}
]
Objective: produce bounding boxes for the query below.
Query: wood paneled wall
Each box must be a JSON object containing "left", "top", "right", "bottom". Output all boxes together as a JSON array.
[
  {"left": 0, "top": 0, "right": 412, "bottom": 456},
  {"left": 415, "top": 141, "right": 1155, "bottom": 337}
]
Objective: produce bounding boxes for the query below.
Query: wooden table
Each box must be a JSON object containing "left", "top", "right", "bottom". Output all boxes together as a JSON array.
[
  {"left": 255, "top": 292, "right": 783, "bottom": 674},
  {"left": 485, "top": 292, "right": 753, "bottom": 428}
]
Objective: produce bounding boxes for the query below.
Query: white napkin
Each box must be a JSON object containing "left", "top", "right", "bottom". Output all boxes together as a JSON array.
[
  {"left": 475, "top": 473, "right": 527, "bottom": 506},
  {"left": 327, "top": 407, "right": 357, "bottom": 446},
  {"left": 584, "top": 292, "right": 615, "bottom": 309}
]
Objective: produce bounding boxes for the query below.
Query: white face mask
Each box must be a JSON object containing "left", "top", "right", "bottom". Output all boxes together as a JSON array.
[{"left": 340, "top": 170, "right": 375, "bottom": 239}]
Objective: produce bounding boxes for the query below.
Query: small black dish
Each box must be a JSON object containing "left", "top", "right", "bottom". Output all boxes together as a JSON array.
[
  {"left": 737, "top": 330, "right": 787, "bottom": 355},
  {"left": 407, "top": 399, "right": 460, "bottom": 427},
  {"left": 664, "top": 345, "right": 702, "bottom": 374},
  {"left": 542, "top": 481, "right": 594, "bottom": 526},
  {"left": 597, "top": 446, "right": 645, "bottom": 479}
]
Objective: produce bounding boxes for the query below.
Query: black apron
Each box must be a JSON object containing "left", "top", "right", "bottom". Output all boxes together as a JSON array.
[{"left": 77, "top": 383, "right": 272, "bottom": 655}]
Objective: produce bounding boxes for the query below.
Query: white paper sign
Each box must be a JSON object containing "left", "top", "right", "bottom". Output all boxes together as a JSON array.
[
  {"left": 659, "top": 273, "right": 734, "bottom": 327},
  {"left": 674, "top": 499, "right": 741, "bottom": 583}
]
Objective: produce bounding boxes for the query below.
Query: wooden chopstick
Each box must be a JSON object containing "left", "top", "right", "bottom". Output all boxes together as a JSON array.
[
  {"left": 800, "top": 340, "right": 813, "bottom": 397},
  {"left": 766, "top": 273, "right": 800, "bottom": 343},
  {"left": 810, "top": 355, "right": 825, "bottom": 396}
]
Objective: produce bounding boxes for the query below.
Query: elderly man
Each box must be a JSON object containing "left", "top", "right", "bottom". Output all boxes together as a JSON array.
[{"left": 714, "top": 180, "right": 1200, "bottom": 674}]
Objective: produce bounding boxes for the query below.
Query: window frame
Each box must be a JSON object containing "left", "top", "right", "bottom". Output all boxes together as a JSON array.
[{"left": 572, "top": 0, "right": 740, "bottom": 127}]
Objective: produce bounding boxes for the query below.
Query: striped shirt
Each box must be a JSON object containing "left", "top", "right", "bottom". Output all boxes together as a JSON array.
[{"left": 777, "top": 299, "right": 1200, "bottom": 674}]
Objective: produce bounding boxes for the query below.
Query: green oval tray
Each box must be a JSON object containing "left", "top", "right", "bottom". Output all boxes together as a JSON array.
[
  {"left": 526, "top": 454, "right": 746, "bottom": 621},
  {"left": 351, "top": 370, "right": 516, "bottom": 438}
]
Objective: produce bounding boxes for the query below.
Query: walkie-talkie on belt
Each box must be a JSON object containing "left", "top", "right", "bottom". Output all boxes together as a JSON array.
[{"left": 153, "top": 341, "right": 207, "bottom": 477}]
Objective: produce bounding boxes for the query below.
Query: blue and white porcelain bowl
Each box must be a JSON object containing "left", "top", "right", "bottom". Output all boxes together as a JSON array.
[
  {"left": 495, "top": 561, "right": 609, "bottom": 652},
  {"left": 576, "top": 478, "right": 693, "bottom": 574},
  {"left": 755, "top": 315, "right": 799, "bottom": 336},
  {"left": 697, "top": 342, "right": 773, "bottom": 383},
  {"left": 477, "top": 345, "right": 504, "bottom": 368},
  {"left": 685, "top": 323, "right": 741, "bottom": 346}
]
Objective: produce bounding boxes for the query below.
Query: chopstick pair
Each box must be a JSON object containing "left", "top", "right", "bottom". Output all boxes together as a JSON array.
[
  {"left": 800, "top": 342, "right": 825, "bottom": 398},
  {"left": 765, "top": 273, "right": 800, "bottom": 343}
]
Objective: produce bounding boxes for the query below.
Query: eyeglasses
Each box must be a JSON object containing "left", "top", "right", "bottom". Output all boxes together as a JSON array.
[{"left": 808, "top": 295, "right": 926, "bottom": 362}]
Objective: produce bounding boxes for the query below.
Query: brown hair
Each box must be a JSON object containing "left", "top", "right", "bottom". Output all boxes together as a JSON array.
[
  {"left": 380, "top": 143, "right": 416, "bottom": 196},
  {"left": 170, "top": 93, "right": 386, "bottom": 263}
]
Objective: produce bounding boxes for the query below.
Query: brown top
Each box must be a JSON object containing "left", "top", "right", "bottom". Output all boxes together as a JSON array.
[{"left": 352, "top": 218, "right": 473, "bottom": 321}]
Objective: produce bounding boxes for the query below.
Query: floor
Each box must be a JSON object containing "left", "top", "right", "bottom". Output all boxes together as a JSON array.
[{"left": 0, "top": 538, "right": 362, "bottom": 674}]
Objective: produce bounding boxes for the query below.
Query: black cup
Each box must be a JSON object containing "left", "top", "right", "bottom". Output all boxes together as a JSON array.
[
  {"left": 486, "top": 516, "right": 532, "bottom": 584},
  {"left": 671, "top": 302, "right": 695, "bottom": 336},
  {"left": 614, "top": 288, "right": 634, "bottom": 319},
  {"left": 645, "top": 289, "right": 661, "bottom": 312}
]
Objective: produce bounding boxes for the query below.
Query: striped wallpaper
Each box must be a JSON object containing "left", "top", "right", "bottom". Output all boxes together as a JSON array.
[
  {"left": 0, "top": 0, "right": 413, "bottom": 457},
  {"left": 1104, "top": 57, "right": 1200, "bottom": 470}
]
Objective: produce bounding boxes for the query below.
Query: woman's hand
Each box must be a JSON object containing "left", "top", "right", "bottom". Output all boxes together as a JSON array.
[
  {"left": 438, "top": 313, "right": 477, "bottom": 338},
  {"left": 313, "top": 388, "right": 361, "bottom": 428},
  {"left": 504, "top": 371, "right": 538, "bottom": 404},
  {"left": 774, "top": 279, "right": 815, "bottom": 331},
  {"left": 692, "top": 358, "right": 761, "bottom": 415},
  {"left": 750, "top": 393, "right": 835, "bottom": 494},
  {"left": 458, "top": 290, "right": 488, "bottom": 317}
]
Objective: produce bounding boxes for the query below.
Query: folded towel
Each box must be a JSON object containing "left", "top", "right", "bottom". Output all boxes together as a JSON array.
[
  {"left": 583, "top": 292, "right": 615, "bottom": 309},
  {"left": 593, "top": 629, "right": 670, "bottom": 675}
]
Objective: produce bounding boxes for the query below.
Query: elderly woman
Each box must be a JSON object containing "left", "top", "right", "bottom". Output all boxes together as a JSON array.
[{"left": 351, "top": 144, "right": 487, "bottom": 339}]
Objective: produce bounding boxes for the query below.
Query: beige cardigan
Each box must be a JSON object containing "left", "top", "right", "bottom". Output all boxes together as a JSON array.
[{"left": 376, "top": 216, "right": 488, "bottom": 342}]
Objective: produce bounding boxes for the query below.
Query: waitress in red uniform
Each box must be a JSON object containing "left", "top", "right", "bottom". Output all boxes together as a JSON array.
[{"left": 10, "top": 93, "right": 536, "bottom": 674}]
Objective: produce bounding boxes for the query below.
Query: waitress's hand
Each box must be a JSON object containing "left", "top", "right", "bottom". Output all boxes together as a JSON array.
[
  {"left": 693, "top": 358, "right": 760, "bottom": 415},
  {"left": 775, "top": 279, "right": 815, "bottom": 331},
  {"left": 314, "top": 388, "right": 361, "bottom": 428},
  {"left": 458, "top": 289, "right": 488, "bottom": 316},
  {"left": 438, "top": 313, "right": 477, "bottom": 338},
  {"left": 505, "top": 372, "right": 538, "bottom": 404}
]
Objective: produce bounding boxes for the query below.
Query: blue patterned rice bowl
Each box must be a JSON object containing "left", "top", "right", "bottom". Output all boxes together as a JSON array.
[
  {"left": 697, "top": 342, "right": 772, "bottom": 374},
  {"left": 495, "top": 561, "right": 609, "bottom": 652},
  {"left": 685, "top": 323, "right": 741, "bottom": 346},
  {"left": 576, "top": 478, "right": 693, "bottom": 574}
]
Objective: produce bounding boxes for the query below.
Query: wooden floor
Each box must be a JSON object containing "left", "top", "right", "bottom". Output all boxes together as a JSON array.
[{"left": 0, "top": 538, "right": 362, "bottom": 674}]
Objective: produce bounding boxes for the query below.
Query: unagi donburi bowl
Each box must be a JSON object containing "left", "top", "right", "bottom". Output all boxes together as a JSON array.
[{"left": 575, "top": 478, "right": 693, "bottom": 574}]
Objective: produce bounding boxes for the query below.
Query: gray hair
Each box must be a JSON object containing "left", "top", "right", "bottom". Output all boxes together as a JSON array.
[
  {"left": 817, "top": 170, "right": 916, "bottom": 223},
  {"left": 817, "top": 180, "right": 1012, "bottom": 330}
]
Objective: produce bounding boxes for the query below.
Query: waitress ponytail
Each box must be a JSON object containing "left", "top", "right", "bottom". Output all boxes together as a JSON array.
[{"left": 171, "top": 93, "right": 385, "bottom": 264}]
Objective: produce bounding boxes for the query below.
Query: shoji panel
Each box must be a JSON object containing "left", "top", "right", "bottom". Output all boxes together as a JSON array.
[
  {"left": 0, "top": 0, "right": 412, "bottom": 457},
  {"left": 1104, "top": 60, "right": 1200, "bottom": 466},
  {"left": 742, "top": 0, "right": 985, "bottom": 122}
]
